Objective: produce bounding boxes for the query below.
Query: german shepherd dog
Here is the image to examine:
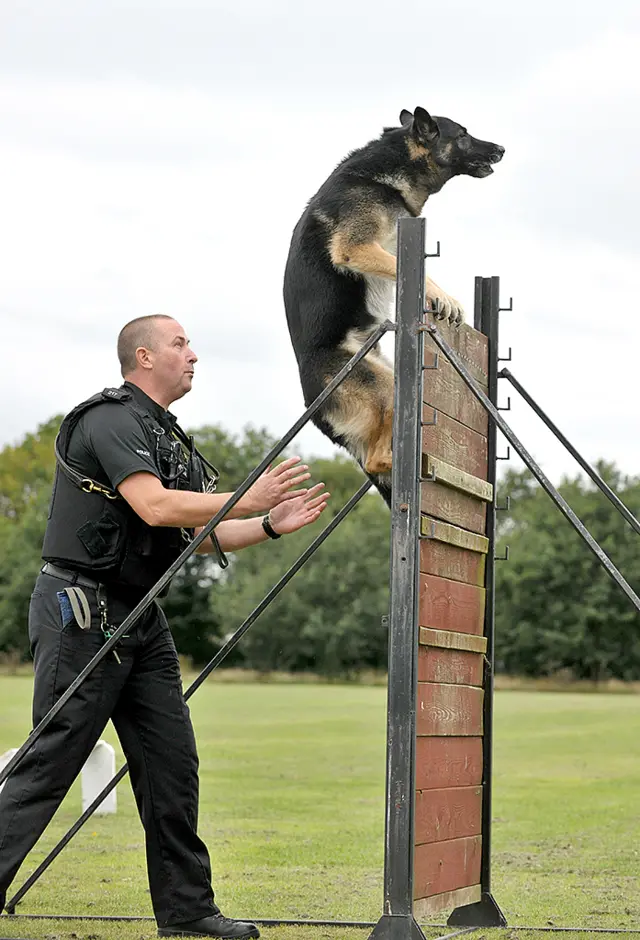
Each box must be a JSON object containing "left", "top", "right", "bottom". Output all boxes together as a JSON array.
[{"left": 283, "top": 107, "right": 504, "bottom": 505}]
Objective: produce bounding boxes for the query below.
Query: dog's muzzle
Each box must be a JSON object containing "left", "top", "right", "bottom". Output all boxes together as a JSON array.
[{"left": 469, "top": 145, "right": 505, "bottom": 178}]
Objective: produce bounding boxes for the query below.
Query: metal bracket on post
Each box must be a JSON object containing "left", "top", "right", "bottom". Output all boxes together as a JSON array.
[
  {"left": 368, "top": 216, "right": 428, "bottom": 940},
  {"left": 420, "top": 519, "right": 437, "bottom": 538}
]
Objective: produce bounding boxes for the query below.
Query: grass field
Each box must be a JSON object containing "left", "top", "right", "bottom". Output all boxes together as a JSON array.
[{"left": 1, "top": 676, "right": 640, "bottom": 940}]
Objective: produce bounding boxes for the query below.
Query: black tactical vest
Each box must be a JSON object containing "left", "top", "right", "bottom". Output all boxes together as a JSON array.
[{"left": 42, "top": 386, "right": 222, "bottom": 595}]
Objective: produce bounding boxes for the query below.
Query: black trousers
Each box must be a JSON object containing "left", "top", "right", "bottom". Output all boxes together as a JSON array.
[{"left": 0, "top": 570, "right": 217, "bottom": 927}]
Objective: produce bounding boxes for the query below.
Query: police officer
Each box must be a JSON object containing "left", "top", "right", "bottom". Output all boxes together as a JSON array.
[{"left": 0, "top": 314, "right": 330, "bottom": 939}]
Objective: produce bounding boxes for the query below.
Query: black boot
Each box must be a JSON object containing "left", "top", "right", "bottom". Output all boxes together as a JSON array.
[{"left": 158, "top": 913, "right": 260, "bottom": 938}]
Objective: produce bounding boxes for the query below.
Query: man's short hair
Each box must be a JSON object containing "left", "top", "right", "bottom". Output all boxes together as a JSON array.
[{"left": 117, "top": 315, "right": 174, "bottom": 377}]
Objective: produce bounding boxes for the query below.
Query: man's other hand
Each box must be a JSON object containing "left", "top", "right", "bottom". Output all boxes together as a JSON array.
[{"left": 268, "top": 483, "right": 330, "bottom": 535}]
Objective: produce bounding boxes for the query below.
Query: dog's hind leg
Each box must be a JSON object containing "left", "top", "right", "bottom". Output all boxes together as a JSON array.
[
  {"left": 323, "top": 359, "right": 395, "bottom": 476},
  {"left": 363, "top": 406, "right": 393, "bottom": 475},
  {"left": 326, "top": 350, "right": 396, "bottom": 476}
]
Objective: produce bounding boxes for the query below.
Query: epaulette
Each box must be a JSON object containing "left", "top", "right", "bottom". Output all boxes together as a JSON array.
[{"left": 101, "top": 387, "right": 132, "bottom": 402}]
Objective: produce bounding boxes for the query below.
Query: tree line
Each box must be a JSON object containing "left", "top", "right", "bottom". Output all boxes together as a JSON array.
[{"left": 0, "top": 417, "right": 639, "bottom": 680}]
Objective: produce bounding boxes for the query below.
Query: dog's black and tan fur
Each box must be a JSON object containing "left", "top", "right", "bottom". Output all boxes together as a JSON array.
[{"left": 283, "top": 106, "right": 504, "bottom": 505}]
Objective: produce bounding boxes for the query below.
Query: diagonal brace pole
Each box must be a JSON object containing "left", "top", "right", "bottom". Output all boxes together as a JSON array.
[
  {"left": 499, "top": 367, "right": 640, "bottom": 537},
  {"left": 424, "top": 324, "right": 640, "bottom": 615}
]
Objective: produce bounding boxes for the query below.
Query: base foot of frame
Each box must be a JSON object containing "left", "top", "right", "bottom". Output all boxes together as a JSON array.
[
  {"left": 368, "top": 914, "right": 428, "bottom": 940},
  {"left": 447, "top": 892, "right": 507, "bottom": 928}
]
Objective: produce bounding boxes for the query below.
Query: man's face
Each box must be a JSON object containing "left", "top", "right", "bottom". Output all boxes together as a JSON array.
[{"left": 146, "top": 318, "right": 198, "bottom": 403}]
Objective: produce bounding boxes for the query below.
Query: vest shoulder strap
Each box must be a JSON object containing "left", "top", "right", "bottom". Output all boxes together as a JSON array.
[{"left": 54, "top": 387, "right": 139, "bottom": 500}]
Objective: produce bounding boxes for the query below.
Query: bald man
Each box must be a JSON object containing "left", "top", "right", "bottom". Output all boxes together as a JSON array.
[{"left": 0, "top": 315, "right": 329, "bottom": 939}]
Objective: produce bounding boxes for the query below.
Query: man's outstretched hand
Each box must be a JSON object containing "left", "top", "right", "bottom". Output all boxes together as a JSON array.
[
  {"left": 245, "top": 457, "right": 311, "bottom": 512},
  {"left": 268, "top": 483, "right": 330, "bottom": 535}
]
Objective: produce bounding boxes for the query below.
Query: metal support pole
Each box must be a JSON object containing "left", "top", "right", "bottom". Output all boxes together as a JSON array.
[
  {"left": 368, "top": 217, "right": 427, "bottom": 940},
  {"left": 499, "top": 367, "right": 640, "bottom": 537},
  {"left": 424, "top": 325, "right": 640, "bottom": 615},
  {"left": 448, "top": 277, "right": 506, "bottom": 929}
]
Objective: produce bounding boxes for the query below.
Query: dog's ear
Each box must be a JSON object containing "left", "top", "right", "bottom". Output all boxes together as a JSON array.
[
  {"left": 399, "top": 109, "right": 413, "bottom": 127},
  {"left": 412, "top": 106, "right": 439, "bottom": 142}
]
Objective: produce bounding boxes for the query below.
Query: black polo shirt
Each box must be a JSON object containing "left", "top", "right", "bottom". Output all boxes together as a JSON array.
[{"left": 66, "top": 382, "right": 178, "bottom": 492}]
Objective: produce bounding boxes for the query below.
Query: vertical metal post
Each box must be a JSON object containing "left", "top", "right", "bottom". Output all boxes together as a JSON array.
[
  {"left": 480, "top": 277, "right": 500, "bottom": 900},
  {"left": 473, "top": 276, "right": 484, "bottom": 332},
  {"left": 369, "top": 217, "right": 427, "bottom": 940},
  {"left": 448, "top": 277, "right": 506, "bottom": 929}
]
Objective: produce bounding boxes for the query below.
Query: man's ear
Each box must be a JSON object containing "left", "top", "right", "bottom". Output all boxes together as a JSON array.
[
  {"left": 135, "top": 346, "right": 154, "bottom": 370},
  {"left": 412, "top": 106, "right": 439, "bottom": 142}
]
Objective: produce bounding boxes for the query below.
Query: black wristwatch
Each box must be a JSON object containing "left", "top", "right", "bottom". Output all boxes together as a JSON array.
[{"left": 262, "top": 513, "right": 282, "bottom": 540}]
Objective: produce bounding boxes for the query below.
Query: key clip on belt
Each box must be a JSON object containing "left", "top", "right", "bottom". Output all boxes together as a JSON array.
[{"left": 96, "top": 586, "right": 127, "bottom": 665}]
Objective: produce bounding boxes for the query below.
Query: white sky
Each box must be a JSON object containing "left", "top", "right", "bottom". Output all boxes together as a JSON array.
[{"left": 1, "top": 0, "right": 639, "bottom": 484}]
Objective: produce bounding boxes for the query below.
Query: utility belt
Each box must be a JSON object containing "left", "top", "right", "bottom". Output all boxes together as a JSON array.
[
  {"left": 41, "top": 562, "right": 130, "bottom": 664},
  {"left": 42, "top": 562, "right": 100, "bottom": 591}
]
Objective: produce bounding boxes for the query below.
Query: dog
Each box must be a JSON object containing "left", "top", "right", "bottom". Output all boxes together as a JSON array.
[{"left": 283, "top": 106, "right": 504, "bottom": 506}]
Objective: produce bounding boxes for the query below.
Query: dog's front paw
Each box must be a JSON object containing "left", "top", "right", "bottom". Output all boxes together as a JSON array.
[
  {"left": 448, "top": 299, "right": 465, "bottom": 328},
  {"left": 427, "top": 288, "right": 465, "bottom": 328}
]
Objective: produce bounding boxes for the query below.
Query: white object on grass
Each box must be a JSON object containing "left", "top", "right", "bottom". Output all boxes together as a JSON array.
[{"left": 81, "top": 740, "right": 117, "bottom": 815}]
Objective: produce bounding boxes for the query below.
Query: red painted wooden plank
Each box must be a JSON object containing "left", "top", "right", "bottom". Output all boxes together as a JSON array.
[
  {"left": 422, "top": 409, "right": 488, "bottom": 479},
  {"left": 421, "top": 480, "right": 487, "bottom": 534},
  {"left": 417, "top": 683, "right": 484, "bottom": 736},
  {"left": 423, "top": 363, "right": 489, "bottom": 435},
  {"left": 414, "top": 884, "right": 481, "bottom": 918},
  {"left": 419, "top": 574, "right": 485, "bottom": 634},
  {"left": 424, "top": 321, "right": 489, "bottom": 379},
  {"left": 415, "top": 786, "right": 483, "bottom": 845},
  {"left": 415, "top": 737, "right": 483, "bottom": 790},
  {"left": 414, "top": 835, "right": 482, "bottom": 899},
  {"left": 420, "top": 539, "right": 486, "bottom": 586},
  {"left": 418, "top": 646, "right": 484, "bottom": 687}
]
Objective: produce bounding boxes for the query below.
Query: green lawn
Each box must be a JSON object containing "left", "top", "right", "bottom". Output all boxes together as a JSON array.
[{"left": 0, "top": 678, "right": 639, "bottom": 939}]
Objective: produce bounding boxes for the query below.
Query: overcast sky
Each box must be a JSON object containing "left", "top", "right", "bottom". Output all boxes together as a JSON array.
[{"left": 1, "top": 0, "right": 639, "bottom": 486}]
